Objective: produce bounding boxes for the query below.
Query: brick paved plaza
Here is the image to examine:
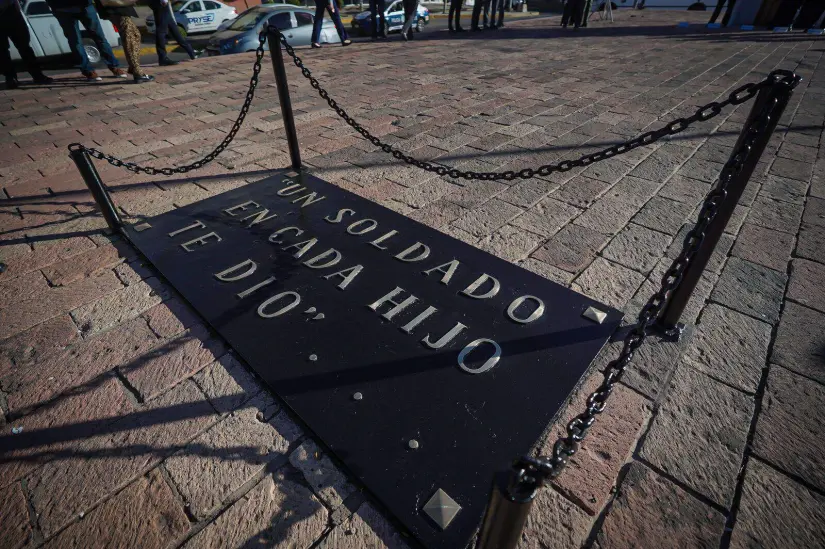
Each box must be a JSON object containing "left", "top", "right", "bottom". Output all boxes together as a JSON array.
[{"left": 1, "top": 9, "right": 824, "bottom": 548}]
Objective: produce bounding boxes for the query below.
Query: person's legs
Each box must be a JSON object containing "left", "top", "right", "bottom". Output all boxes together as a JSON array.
[
  {"left": 166, "top": 14, "right": 196, "bottom": 57},
  {"left": 377, "top": 0, "right": 387, "bottom": 36},
  {"left": 115, "top": 16, "right": 141, "bottom": 75},
  {"left": 449, "top": 0, "right": 462, "bottom": 29},
  {"left": 720, "top": 0, "right": 736, "bottom": 26},
  {"left": 401, "top": 0, "right": 417, "bottom": 36},
  {"left": 497, "top": 0, "right": 504, "bottom": 25},
  {"left": 561, "top": 0, "right": 572, "bottom": 25},
  {"left": 471, "top": 0, "right": 482, "bottom": 28},
  {"left": 708, "top": 0, "right": 726, "bottom": 23},
  {"left": 153, "top": 7, "right": 170, "bottom": 61},
  {"left": 0, "top": 20, "right": 15, "bottom": 82},
  {"left": 77, "top": 4, "right": 119, "bottom": 68},
  {"left": 54, "top": 12, "right": 95, "bottom": 73},
  {"left": 580, "top": 0, "right": 592, "bottom": 26},
  {"left": 312, "top": 0, "right": 325, "bottom": 43},
  {"left": 3, "top": 6, "right": 48, "bottom": 80},
  {"left": 325, "top": 2, "right": 349, "bottom": 41}
]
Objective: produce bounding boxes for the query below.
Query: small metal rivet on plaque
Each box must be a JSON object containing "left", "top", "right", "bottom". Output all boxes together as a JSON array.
[
  {"left": 285, "top": 171, "right": 299, "bottom": 178},
  {"left": 304, "top": 307, "right": 317, "bottom": 314},
  {"left": 408, "top": 439, "right": 419, "bottom": 449},
  {"left": 422, "top": 488, "right": 461, "bottom": 530},
  {"left": 308, "top": 354, "right": 318, "bottom": 362},
  {"left": 353, "top": 392, "right": 363, "bottom": 401},
  {"left": 313, "top": 313, "right": 325, "bottom": 320},
  {"left": 133, "top": 223, "right": 152, "bottom": 232},
  {"left": 582, "top": 306, "right": 607, "bottom": 324}
]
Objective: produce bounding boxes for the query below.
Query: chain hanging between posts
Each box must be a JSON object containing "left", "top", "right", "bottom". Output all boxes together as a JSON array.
[{"left": 68, "top": 31, "right": 270, "bottom": 175}]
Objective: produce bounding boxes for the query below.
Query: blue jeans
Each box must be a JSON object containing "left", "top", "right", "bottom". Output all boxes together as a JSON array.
[
  {"left": 312, "top": 0, "right": 348, "bottom": 44},
  {"left": 53, "top": 5, "right": 119, "bottom": 73}
]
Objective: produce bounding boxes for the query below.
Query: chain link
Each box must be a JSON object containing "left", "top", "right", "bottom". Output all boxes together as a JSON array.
[{"left": 68, "top": 30, "right": 270, "bottom": 175}]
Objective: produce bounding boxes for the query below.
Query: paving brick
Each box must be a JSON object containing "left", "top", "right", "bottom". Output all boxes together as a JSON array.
[
  {"left": 451, "top": 198, "right": 524, "bottom": 237},
  {"left": 711, "top": 257, "right": 787, "bottom": 324},
  {"left": 531, "top": 224, "right": 609, "bottom": 273},
  {"left": 289, "top": 438, "right": 356, "bottom": 510},
  {"left": 639, "top": 366, "right": 752, "bottom": 508},
  {"left": 802, "top": 196, "right": 825, "bottom": 227},
  {"left": 0, "top": 483, "right": 32, "bottom": 549},
  {"left": 478, "top": 224, "right": 543, "bottom": 262},
  {"left": 632, "top": 196, "right": 695, "bottom": 235},
  {"left": 517, "top": 257, "right": 575, "bottom": 286},
  {"left": 601, "top": 223, "right": 672, "bottom": 274},
  {"left": 730, "top": 222, "right": 794, "bottom": 272},
  {"left": 786, "top": 258, "right": 825, "bottom": 314},
  {"left": 26, "top": 379, "right": 216, "bottom": 537},
  {"left": 121, "top": 325, "right": 226, "bottom": 401},
  {"left": 42, "top": 469, "right": 189, "bottom": 549},
  {"left": 40, "top": 243, "right": 132, "bottom": 288},
  {"left": 677, "top": 157, "right": 725, "bottom": 184},
  {"left": 518, "top": 486, "right": 592, "bottom": 549},
  {"left": 551, "top": 175, "right": 613, "bottom": 208},
  {"left": 163, "top": 395, "right": 300, "bottom": 519},
  {"left": 758, "top": 174, "right": 808, "bottom": 205},
  {"left": 0, "top": 271, "right": 122, "bottom": 341},
  {"left": 1, "top": 315, "right": 157, "bottom": 415},
  {"left": 769, "top": 156, "right": 813, "bottom": 182},
  {"left": 320, "top": 501, "right": 411, "bottom": 549},
  {"left": 573, "top": 258, "right": 646, "bottom": 310},
  {"left": 0, "top": 270, "right": 50, "bottom": 309},
  {"left": 796, "top": 222, "right": 824, "bottom": 264},
  {"left": 729, "top": 459, "right": 825, "bottom": 549},
  {"left": 444, "top": 180, "right": 507, "bottom": 209},
  {"left": 747, "top": 195, "right": 804, "bottom": 234},
  {"left": 142, "top": 298, "right": 201, "bottom": 339},
  {"left": 771, "top": 301, "right": 825, "bottom": 385},
  {"left": 595, "top": 462, "right": 725, "bottom": 549},
  {"left": 753, "top": 366, "right": 825, "bottom": 493},
  {"left": 511, "top": 197, "right": 581, "bottom": 237},
  {"left": 0, "top": 315, "right": 78, "bottom": 377},
  {"left": 192, "top": 354, "right": 263, "bottom": 414},
  {"left": 182, "top": 470, "right": 328, "bottom": 549},
  {"left": 658, "top": 174, "right": 710, "bottom": 206},
  {"left": 70, "top": 278, "right": 169, "bottom": 338}
]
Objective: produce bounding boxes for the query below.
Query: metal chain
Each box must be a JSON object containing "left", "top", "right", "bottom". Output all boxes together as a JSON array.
[
  {"left": 68, "top": 31, "right": 270, "bottom": 176},
  {"left": 510, "top": 70, "right": 800, "bottom": 492},
  {"left": 277, "top": 34, "right": 798, "bottom": 182}
]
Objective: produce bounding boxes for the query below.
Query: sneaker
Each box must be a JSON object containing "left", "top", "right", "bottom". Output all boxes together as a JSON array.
[
  {"left": 342, "top": 39, "right": 352, "bottom": 46},
  {"left": 110, "top": 67, "right": 128, "bottom": 78},
  {"left": 134, "top": 74, "right": 155, "bottom": 84},
  {"left": 32, "top": 74, "right": 54, "bottom": 84},
  {"left": 158, "top": 59, "right": 179, "bottom": 66},
  {"left": 311, "top": 42, "right": 322, "bottom": 48},
  {"left": 191, "top": 50, "right": 204, "bottom": 59},
  {"left": 82, "top": 71, "right": 102, "bottom": 82}
]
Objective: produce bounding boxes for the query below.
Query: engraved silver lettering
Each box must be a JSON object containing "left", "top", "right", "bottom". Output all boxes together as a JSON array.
[
  {"left": 303, "top": 248, "right": 342, "bottom": 269},
  {"left": 240, "top": 209, "right": 277, "bottom": 227},
  {"left": 181, "top": 232, "right": 221, "bottom": 252},
  {"left": 400, "top": 306, "right": 438, "bottom": 334},
  {"left": 282, "top": 238, "right": 318, "bottom": 259},
  {"left": 323, "top": 265, "right": 363, "bottom": 290},
  {"left": 368, "top": 286, "right": 419, "bottom": 321},
  {"left": 506, "top": 295, "right": 546, "bottom": 324},
  {"left": 223, "top": 201, "right": 259, "bottom": 216},
  {"left": 421, "top": 322, "right": 468, "bottom": 349},
  {"left": 461, "top": 273, "right": 500, "bottom": 299},
  {"left": 395, "top": 242, "right": 430, "bottom": 263},
  {"left": 257, "top": 291, "right": 301, "bottom": 318},
  {"left": 346, "top": 219, "right": 378, "bottom": 235},
  {"left": 277, "top": 183, "right": 305, "bottom": 196},
  {"left": 214, "top": 259, "right": 256, "bottom": 282},
  {"left": 324, "top": 208, "right": 356, "bottom": 223},
  {"left": 167, "top": 220, "right": 205, "bottom": 238},
  {"left": 369, "top": 230, "right": 398, "bottom": 250},
  {"left": 457, "top": 339, "right": 501, "bottom": 374},
  {"left": 268, "top": 226, "right": 304, "bottom": 244},
  {"left": 422, "top": 260, "right": 460, "bottom": 285},
  {"left": 292, "top": 192, "right": 326, "bottom": 208},
  {"left": 237, "top": 276, "right": 276, "bottom": 299}
]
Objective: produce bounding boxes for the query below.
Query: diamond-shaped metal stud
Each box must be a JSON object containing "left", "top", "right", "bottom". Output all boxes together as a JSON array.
[
  {"left": 133, "top": 223, "right": 152, "bottom": 232},
  {"left": 582, "top": 306, "right": 607, "bottom": 324},
  {"left": 423, "top": 489, "right": 461, "bottom": 530}
]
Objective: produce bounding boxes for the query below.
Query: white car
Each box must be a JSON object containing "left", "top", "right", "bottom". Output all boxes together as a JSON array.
[
  {"left": 9, "top": 0, "right": 121, "bottom": 64},
  {"left": 146, "top": 0, "right": 237, "bottom": 36}
]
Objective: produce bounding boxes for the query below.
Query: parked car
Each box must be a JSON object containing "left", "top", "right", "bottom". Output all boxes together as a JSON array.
[
  {"left": 351, "top": 0, "right": 429, "bottom": 35},
  {"left": 9, "top": 0, "right": 120, "bottom": 65},
  {"left": 205, "top": 5, "right": 339, "bottom": 54},
  {"left": 146, "top": 0, "right": 237, "bottom": 36}
]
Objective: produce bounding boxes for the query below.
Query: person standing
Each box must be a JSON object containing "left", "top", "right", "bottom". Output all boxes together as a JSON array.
[
  {"left": 580, "top": 0, "right": 592, "bottom": 26},
  {"left": 448, "top": 0, "right": 464, "bottom": 31},
  {"left": 45, "top": 0, "right": 125, "bottom": 81},
  {"left": 400, "top": 0, "right": 418, "bottom": 39},
  {"left": 1, "top": 0, "right": 53, "bottom": 88},
  {"left": 95, "top": 0, "right": 154, "bottom": 82},
  {"left": 708, "top": 0, "right": 736, "bottom": 26},
  {"left": 561, "top": 0, "right": 583, "bottom": 28},
  {"left": 148, "top": 0, "right": 198, "bottom": 65},
  {"left": 369, "top": 0, "right": 387, "bottom": 39},
  {"left": 489, "top": 0, "right": 504, "bottom": 28},
  {"left": 471, "top": 0, "right": 491, "bottom": 29},
  {"left": 311, "top": 0, "right": 351, "bottom": 48}
]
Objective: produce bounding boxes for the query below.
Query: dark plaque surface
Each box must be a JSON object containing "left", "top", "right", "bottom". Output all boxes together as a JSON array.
[{"left": 125, "top": 169, "right": 622, "bottom": 548}]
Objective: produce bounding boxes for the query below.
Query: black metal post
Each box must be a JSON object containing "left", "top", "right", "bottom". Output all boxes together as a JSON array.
[
  {"left": 69, "top": 148, "right": 123, "bottom": 233},
  {"left": 267, "top": 25, "right": 302, "bottom": 171},
  {"left": 658, "top": 80, "right": 794, "bottom": 329},
  {"left": 476, "top": 471, "right": 538, "bottom": 549}
]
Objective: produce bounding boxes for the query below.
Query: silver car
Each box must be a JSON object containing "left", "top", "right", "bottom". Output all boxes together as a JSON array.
[{"left": 205, "top": 5, "right": 338, "bottom": 55}]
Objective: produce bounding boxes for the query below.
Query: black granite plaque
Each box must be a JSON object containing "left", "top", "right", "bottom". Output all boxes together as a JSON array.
[{"left": 125, "top": 169, "right": 622, "bottom": 548}]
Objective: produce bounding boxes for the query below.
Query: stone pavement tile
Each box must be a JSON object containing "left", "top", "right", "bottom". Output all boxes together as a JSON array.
[
  {"left": 547, "top": 371, "right": 651, "bottom": 515},
  {"left": 320, "top": 501, "right": 410, "bottom": 549},
  {"left": 551, "top": 175, "right": 613, "bottom": 208},
  {"left": 802, "top": 196, "right": 825, "bottom": 227},
  {"left": 142, "top": 298, "right": 201, "bottom": 340},
  {"left": 677, "top": 157, "right": 725, "bottom": 184},
  {"left": 573, "top": 258, "right": 646, "bottom": 310},
  {"left": 0, "top": 315, "right": 77, "bottom": 378},
  {"left": 496, "top": 178, "right": 559, "bottom": 209},
  {"left": 163, "top": 395, "right": 299, "bottom": 519},
  {"left": 769, "top": 157, "right": 813, "bottom": 183},
  {"left": 0, "top": 375, "right": 133, "bottom": 489},
  {"left": 444, "top": 180, "right": 507, "bottom": 210},
  {"left": 395, "top": 178, "right": 456, "bottom": 209},
  {"left": 667, "top": 224, "right": 733, "bottom": 276},
  {"left": 776, "top": 141, "right": 817, "bottom": 163},
  {"left": 451, "top": 198, "right": 524, "bottom": 238},
  {"left": 730, "top": 223, "right": 794, "bottom": 272},
  {"left": 510, "top": 197, "right": 582, "bottom": 238},
  {"left": 595, "top": 462, "right": 725, "bottom": 549},
  {"left": 639, "top": 366, "right": 752, "bottom": 508},
  {"left": 26, "top": 379, "right": 217, "bottom": 537},
  {"left": 0, "top": 270, "right": 50, "bottom": 309},
  {"left": 723, "top": 203, "right": 750, "bottom": 236},
  {"left": 747, "top": 195, "right": 804, "bottom": 234},
  {"left": 787, "top": 258, "right": 825, "bottom": 314},
  {"left": 0, "top": 236, "right": 96, "bottom": 287},
  {"left": 531, "top": 224, "right": 610, "bottom": 274},
  {"left": 192, "top": 354, "right": 264, "bottom": 415},
  {"left": 289, "top": 438, "right": 356, "bottom": 510},
  {"left": 581, "top": 157, "right": 635, "bottom": 185},
  {"left": 42, "top": 468, "right": 189, "bottom": 549},
  {"left": 632, "top": 196, "right": 695, "bottom": 236},
  {"left": 518, "top": 486, "right": 592, "bottom": 549},
  {"left": 682, "top": 304, "right": 771, "bottom": 394},
  {"left": 710, "top": 257, "right": 787, "bottom": 324},
  {"left": 771, "top": 302, "right": 825, "bottom": 385},
  {"left": 758, "top": 174, "right": 808, "bottom": 205},
  {"left": 121, "top": 325, "right": 226, "bottom": 402},
  {"left": 573, "top": 199, "right": 645, "bottom": 236},
  {"left": 0, "top": 483, "right": 32, "bottom": 549},
  {"left": 655, "top": 174, "right": 710, "bottom": 207},
  {"left": 70, "top": 277, "right": 170, "bottom": 338},
  {"left": 478, "top": 224, "right": 543, "bottom": 262},
  {"left": 729, "top": 459, "right": 825, "bottom": 549},
  {"left": 181, "top": 469, "right": 327, "bottom": 549},
  {"left": 601, "top": 224, "right": 672, "bottom": 274},
  {"left": 518, "top": 258, "right": 575, "bottom": 287},
  {"left": 628, "top": 149, "right": 684, "bottom": 183},
  {"left": 40, "top": 242, "right": 134, "bottom": 287},
  {"left": 753, "top": 366, "right": 825, "bottom": 493},
  {"left": 796, "top": 222, "right": 824, "bottom": 264}
]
